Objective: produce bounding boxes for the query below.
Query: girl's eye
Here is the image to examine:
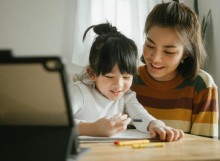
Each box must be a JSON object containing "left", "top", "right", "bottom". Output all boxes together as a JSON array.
[
  {"left": 123, "top": 75, "right": 132, "bottom": 80},
  {"left": 124, "top": 77, "right": 132, "bottom": 80},
  {"left": 105, "top": 75, "right": 114, "bottom": 78}
]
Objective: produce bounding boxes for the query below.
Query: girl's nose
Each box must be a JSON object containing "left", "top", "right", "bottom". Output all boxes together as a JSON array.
[{"left": 114, "top": 77, "right": 123, "bottom": 88}]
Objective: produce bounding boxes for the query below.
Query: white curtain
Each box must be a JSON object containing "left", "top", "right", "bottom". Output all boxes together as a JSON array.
[{"left": 70, "top": 0, "right": 160, "bottom": 74}]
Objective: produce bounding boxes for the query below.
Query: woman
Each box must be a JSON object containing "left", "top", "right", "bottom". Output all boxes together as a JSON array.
[{"left": 132, "top": 0, "right": 218, "bottom": 138}]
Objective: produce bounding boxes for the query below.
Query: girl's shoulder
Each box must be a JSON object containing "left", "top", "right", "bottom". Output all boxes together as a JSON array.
[
  {"left": 72, "top": 80, "right": 83, "bottom": 88},
  {"left": 71, "top": 80, "right": 93, "bottom": 94}
]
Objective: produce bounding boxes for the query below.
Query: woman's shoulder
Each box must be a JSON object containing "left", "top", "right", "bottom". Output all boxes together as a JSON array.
[
  {"left": 184, "top": 69, "right": 218, "bottom": 93},
  {"left": 176, "top": 69, "right": 217, "bottom": 93},
  {"left": 196, "top": 69, "right": 217, "bottom": 88}
]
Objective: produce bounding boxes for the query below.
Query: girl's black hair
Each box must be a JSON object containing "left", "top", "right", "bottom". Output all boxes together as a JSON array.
[{"left": 83, "top": 22, "right": 138, "bottom": 76}]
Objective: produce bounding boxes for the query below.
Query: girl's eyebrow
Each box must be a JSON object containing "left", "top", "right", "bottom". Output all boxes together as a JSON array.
[{"left": 147, "top": 37, "right": 177, "bottom": 48}]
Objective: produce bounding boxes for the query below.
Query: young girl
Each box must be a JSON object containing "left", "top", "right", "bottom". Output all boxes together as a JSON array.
[
  {"left": 70, "top": 22, "right": 183, "bottom": 142},
  {"left": 132, "top": 1, "right": 218, "bottom": 138}
]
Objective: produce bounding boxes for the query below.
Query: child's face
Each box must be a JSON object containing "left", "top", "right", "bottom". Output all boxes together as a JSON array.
[
  {"left": 143, "top": 25, "right": 185, "bottom": 81},
  {"left": 93, "top": 65, "right": 133, "bottom": 101}
]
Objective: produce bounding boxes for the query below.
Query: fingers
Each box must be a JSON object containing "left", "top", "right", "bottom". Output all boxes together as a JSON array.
[
  {"left": 109, "top": 113, "right": 123, "bottom": 122},
  {"left": 107, "top": 120, "right": 128, "bottom": 136},
  {"left": 149, "top": 130, "right": 157, "bottom": 138},
  {"left": 120, "top": 114, "right": 131, "bottom": 127},
  {"left": 113, "top": 116, "right": 131, "bottom": 130},
  {"left": 150, "top": 126, "right": 184, "bottom": 142},
  {"left": 96, "top": 117, "right": 125, "bottom": 136},
  {"left": 120, "top": 114, "right": 128, "bottom": 120},
  {"left": 110, "top": 113, "right": 130, "bottom": 125},
  {"left": 113, "top": 122, "right": 127, "bottom": 133},
  {"left": 123, "top": 117, "right": 131, "bottom": 126},
  {"left": 108, "top": 114, "right": 131, "bottom": 135},
  {"left": 165, "top": 128, "right": 184, "bottom": 141},
  {"left": 178, "top": 129, "right": 184, "bottom": 139}
]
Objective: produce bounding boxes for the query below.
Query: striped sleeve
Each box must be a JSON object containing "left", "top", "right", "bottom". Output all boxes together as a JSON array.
[{"left": 191, "top": 70, "right": 218, "bottom": 138}]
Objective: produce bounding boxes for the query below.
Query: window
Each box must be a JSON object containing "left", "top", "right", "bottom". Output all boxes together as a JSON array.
[{"left": 69, "top": 0, "right": 159, "bottom": 74}]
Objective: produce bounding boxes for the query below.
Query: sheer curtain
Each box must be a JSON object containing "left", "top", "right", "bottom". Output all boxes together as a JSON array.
[{"left": 69, "top": 0, "right": 160, "bottom": 74}]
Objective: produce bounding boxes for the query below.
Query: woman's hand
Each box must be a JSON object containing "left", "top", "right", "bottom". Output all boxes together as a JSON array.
[{"left": 148, "top": 120, "right": 184, "bottom": 142}]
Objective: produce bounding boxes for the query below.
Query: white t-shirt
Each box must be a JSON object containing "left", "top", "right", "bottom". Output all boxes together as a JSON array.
[{"left": 70, "top": 80, "right": 156, "bottom": 132}]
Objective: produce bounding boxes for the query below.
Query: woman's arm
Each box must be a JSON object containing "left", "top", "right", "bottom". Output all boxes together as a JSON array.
[{"left": 191, "top": 71, "right": 219, "bottom": 138}]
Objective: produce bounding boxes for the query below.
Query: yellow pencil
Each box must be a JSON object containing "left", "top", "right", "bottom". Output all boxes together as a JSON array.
[
  {"left": 114, "top": 140, "right": 150, "bottom": 146},
  {"left": 132, "top": 142, "right": 165, "bottom": 149}
]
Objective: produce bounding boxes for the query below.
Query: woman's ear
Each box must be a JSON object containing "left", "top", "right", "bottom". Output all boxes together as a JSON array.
[
  {"left": 183, "top": 53, "right": 188, "bottom": 59},
  {"left": 86, "top": 66, "right": 96, "bottom": 81},
  {"left": 181, "top": 53, "right": 188, "bottom": 64}
]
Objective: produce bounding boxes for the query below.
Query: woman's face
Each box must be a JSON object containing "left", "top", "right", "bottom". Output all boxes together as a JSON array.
[
  {"left": 93, "top": 65, "right": 133, "bottom": 101},
  {"left": 143, "top": 25, "right": 185, "bottom": 81}
]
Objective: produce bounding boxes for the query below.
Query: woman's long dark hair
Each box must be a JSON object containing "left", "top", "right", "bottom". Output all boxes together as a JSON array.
[{"left": 141, "top": 1, "right": 206, "bottom": 79}]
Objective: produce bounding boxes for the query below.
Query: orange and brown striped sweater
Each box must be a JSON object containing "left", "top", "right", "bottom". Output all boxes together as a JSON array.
[{"left": 132, "top": 65, "right": 219, "bottom": 138}]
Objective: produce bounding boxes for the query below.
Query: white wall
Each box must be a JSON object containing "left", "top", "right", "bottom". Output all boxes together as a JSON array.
[
  {"left": 0, "top": 0, "right": 66, "bottom": 56},
  {"left": 199, "top": 0, "right": 220, "bottom": 87},
  {"left": 0, "top": 0, "right": 82, "bottom": 74}
]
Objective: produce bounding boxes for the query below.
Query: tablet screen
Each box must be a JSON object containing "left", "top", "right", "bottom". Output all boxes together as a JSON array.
[{"left": 0, "top": 57, "right": 73, "bottom": 126}]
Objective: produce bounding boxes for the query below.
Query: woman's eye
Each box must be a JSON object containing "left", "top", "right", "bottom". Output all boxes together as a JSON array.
[
  {"left": 164, "top": 51, "right": 175, "bottom": 54},
  {"left": 146, "top": 44, "right": 154, "bottom": 49}
]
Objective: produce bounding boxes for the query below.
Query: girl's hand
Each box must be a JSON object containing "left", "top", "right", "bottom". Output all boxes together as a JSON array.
[
  {"left": 148, "top": 120, "right": 184, "bottom": 142},
  {"left": 93, "top": 113, "right": 131, "bottom": 137}
]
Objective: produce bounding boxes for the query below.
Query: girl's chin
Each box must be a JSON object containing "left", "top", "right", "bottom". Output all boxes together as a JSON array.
[{"left": 108, "top": 95, "right": 123, "bottom": 101}]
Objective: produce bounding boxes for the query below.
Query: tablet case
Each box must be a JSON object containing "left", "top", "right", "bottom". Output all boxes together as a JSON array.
[{"left": 0, "top": 56, "right": 86, "bottom": 161}]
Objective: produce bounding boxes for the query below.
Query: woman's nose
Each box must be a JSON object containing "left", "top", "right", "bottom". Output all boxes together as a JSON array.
[{"left": 150, "top": 49, "right": 162, "bottom": 63}]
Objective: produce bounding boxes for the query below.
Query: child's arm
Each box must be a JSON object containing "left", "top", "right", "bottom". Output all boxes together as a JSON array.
[
  {"left": 147, "top": 120, "right": 184, "bottom": 142},
  {"left": 77, "top": 114, "right": 131, "bottom": 137}
]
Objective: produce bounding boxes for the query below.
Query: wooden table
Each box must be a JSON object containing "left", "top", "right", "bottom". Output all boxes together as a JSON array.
[{"left": 78, "top": 134, "right": 220, "bottom": 161}]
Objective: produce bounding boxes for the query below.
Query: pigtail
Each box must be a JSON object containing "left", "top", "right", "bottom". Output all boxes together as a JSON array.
[{"left": 82, "top": 25, "right": 95, "bottom": 41}]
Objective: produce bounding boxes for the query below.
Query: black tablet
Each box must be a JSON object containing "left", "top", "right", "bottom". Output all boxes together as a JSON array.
[
  {"left": 0, "top": 56, "right": 73, "bottom": 126},
  {"left": 0, "top": 56, "right": 86, "bottom": 161}
]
